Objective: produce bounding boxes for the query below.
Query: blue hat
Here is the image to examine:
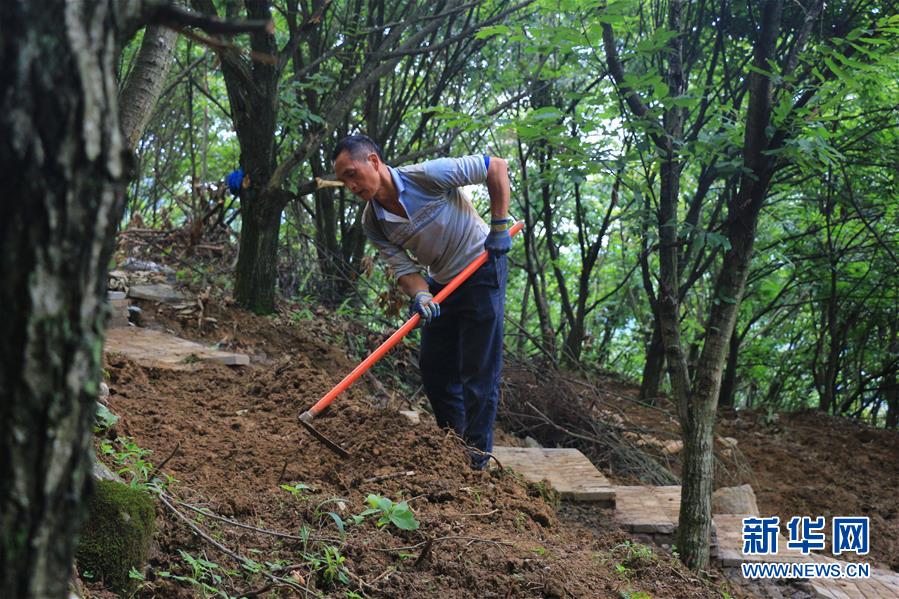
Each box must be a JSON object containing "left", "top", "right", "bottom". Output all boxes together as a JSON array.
[{"left": 226, "top": 169, "right": 244, "bottom": 195}]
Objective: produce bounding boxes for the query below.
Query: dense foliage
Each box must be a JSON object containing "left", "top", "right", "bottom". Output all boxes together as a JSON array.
[{"left": 123, "top": 0, "right": 898, "bottom": 426}]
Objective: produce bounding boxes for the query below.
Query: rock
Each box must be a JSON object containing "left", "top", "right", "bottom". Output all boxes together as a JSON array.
[
  {"left": 107, "top": 298, "right": 130, "bottom": 329},
  {"left": 717, "top": 436, "right": 739, "bottom": 449},
  {"left": 399, "top": 410, "right": 420, "bottom": 425},
  {"left": 713, "top": 484, "right": 759, "bottom": 516},
  {"left": 75, "top": 480, "right": 156, "bottom": 594},
  {"left": 523, "top": 436, "right": 543, "bottom": 448},
  {"left": 127, "top": 305, "right": 144, "bottom": 327},
  {"left": 93, "top": 461, "right": 123, "bottom": 483},
  {"left": 127, "top": 283, "right": 184, "bottom": 304},
  {"left": 122, "top": 258, "right": 174, "bottom": 274},
  {"left": 662, "top": 439, "right": 683, "bottom": 454},
  {"left": 98, "top": 382, "right": 109, "bottom": 402},
  {"left": 106, "top": 290, "right": 126, "bottom": 300}
]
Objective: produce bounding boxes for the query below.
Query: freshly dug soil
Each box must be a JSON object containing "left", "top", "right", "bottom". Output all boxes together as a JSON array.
[{"left": 98, "top": 305, "right": 723, "bottom": 598}]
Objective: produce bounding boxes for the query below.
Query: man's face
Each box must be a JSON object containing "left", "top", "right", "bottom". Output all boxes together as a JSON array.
[{"left": 334, "top": 150, "right": 380, "bottom": 201}]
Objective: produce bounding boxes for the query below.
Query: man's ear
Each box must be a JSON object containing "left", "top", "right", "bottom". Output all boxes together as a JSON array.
[{"left": 367, "top": 152, "right": 381, "bottom": 170}]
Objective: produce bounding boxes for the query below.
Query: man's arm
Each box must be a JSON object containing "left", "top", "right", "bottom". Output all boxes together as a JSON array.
[
  {"left": 485, "top": 156, "right": 510, "bottom": 220},
  {"left": 398, "top": 272, "right": 429, "bottom": 297}
]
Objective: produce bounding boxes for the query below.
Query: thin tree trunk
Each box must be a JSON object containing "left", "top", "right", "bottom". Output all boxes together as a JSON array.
[
  {"left": 639, "top": 319, "right": 666, "bottom": 404},
  {"left": 676, "top": 0, "right": 784, "bottom": 569},
  {"left": 884, "top": 321, "right": 899, "bottom": 429},
  {"left": 119, "top": 25, "right": 178, "bottom": 150},
  {"left": 1, "top": 1, "right": 130, "bottom": 595},
  {"left": 234, "top": 190, "right": 288, "bottom": 313},
  {"left": 719, "top": 329, "right": 741, "bottom": 408}
]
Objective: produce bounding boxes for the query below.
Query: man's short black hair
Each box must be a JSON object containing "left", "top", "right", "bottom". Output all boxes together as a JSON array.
[{"left": 332, "top": 134, "right": 384, "bottom": 162}]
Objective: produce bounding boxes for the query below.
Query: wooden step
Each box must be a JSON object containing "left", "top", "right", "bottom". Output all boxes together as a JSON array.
[{"left": 491, "top": 446, "right": 615, "bottom": 504}]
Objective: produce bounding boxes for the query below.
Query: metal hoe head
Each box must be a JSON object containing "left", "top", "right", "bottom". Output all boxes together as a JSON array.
[{"left": 299, "top": 410, "right": 350, "bottom": 458}]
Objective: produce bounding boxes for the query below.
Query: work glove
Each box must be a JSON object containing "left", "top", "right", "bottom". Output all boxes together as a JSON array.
[
  {"left": 409, "top": 290, "right": 440, "bottom": 326},
  {"left": 484, "top": 217, "right": 512, "bottom": 258}
]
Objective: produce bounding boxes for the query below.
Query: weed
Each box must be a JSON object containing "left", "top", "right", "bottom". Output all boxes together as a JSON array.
[
  {"left": 279, "top": 482, "right": 314, "bottom": 500},
  {"left": 513, "top": 512, "right": 527, "bottom": 531},
  {"left": 290, "top": 297, "right": 316, "bottom": 322},
  {"left": 100, "top": 437, "right": 154, "bottom": 488},
  {"left": 526, "top": 480, "right": 560, "bottom": 509},
  {"left": 353, "top": 494, "right": 420, "bottom": 531},
  {"left": 315, "top": 497, "right": 351, "bottom": 536},
  {"left": 158, "top": 550, "right": 237, "bottom": 598},
  {"left": 94, "top": 402, "right": 119, "bottom": 433},
  {"left": 304, "top": 545, "right": 350, "bottom": 587},
  {"left": 531, "top": 546, "right": 547, "bottom": 557}
]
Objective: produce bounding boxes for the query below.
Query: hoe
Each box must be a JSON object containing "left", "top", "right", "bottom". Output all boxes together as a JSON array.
[{"left": 299, "top": 221, "right": 524, "bottom": 457}]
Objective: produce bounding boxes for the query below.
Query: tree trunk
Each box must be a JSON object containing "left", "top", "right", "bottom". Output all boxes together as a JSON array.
[
  {"left": 639, "top": 318, "right": 666, "bottom": 404},
  {"left": 119, "top": 25, "right": 178, "bottom": 150},
  {"left": 719, "top": 329, "right": 741, "bottom": 408},
  {"left": 884, "top": 321, "right": 898, "bottom": 429},
  {"left": 0, "top": 1, "right": 130, "bottom": 596},
  {"left": 234, "top": 189, "right": 288, "bottom": 313}
]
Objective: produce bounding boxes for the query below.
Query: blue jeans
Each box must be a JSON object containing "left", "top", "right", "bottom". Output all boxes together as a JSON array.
[{"left": 420, "top": 255, "right": 508, "bottom": 469}]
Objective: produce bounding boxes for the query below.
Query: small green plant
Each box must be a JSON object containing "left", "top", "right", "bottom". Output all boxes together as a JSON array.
[
  {"left": 354, "top": 494, "right": 420, "bottom": 531},
  {"left": 158, "top": 550, "right": 237, "bottom": 598},
  {"left": 303, "top": 545, "right": 350, "bottom": 587},
  {"left": 531, "top": 546, "right": 547, "bottom": 556},
  {"left": 614, "top": 562, "right": 633, "bottom": 579},
  {"left": 315, "top": 497, "right": 350, "bottom": 536},
  {"left": 279, "top": 482, "right": 314, "bottom": 500},
  {"left": 100, "top": 437, "right": 154, "bottom": 488},
  {"left": 290, "top": 297, "right": 316, "bottom": 322},
  {"left": 94, "top": 402, "right": 119, "bottom": 433},
  {"left": 321, "top": 546, "right": 349, "bottom": 585}
]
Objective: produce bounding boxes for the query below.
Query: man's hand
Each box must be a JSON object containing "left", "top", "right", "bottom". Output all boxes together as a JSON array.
[
  {"left": 485, "top": 217, "right": 512, "bottom": 257},
  {"left": 410, "top": 290, "right": 441, "bottom": 325}
]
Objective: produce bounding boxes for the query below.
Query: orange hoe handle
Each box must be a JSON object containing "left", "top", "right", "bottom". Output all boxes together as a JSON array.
[{"left": 299, "top": 221, "right": 524, "bottom": 422}]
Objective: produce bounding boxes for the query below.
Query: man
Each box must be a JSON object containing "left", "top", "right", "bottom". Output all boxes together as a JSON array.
[{"left": 331, "top": 135, "right": 512, "bottom": 469}]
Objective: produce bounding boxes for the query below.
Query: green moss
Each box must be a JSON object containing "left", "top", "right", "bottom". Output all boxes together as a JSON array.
[{"left": 75, "top": 480, "right": 156, "bottom": 593}]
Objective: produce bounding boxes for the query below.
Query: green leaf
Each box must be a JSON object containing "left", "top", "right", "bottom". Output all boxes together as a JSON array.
[
  {"left": 388, "top": 502, "right": 420, "bottom": 531},
  {"left": 325, "top": 511, "right": 345, "bottom": 535},
  {"left": 474, "top": 25, "right": 510, "bottom": 40}
]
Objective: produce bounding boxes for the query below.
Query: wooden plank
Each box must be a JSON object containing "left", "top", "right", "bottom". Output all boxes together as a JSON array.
[
  {"left": 105, "top": 327, "right": 249, "bottom": 369},
  {"left": 491, "top": 447, "right": 615, "bottom": 503}
]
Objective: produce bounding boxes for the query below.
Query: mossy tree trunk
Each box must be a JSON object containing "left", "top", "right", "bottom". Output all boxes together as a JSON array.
[{"left": 0, "top": 1, "right": 130, "bottom": 596}]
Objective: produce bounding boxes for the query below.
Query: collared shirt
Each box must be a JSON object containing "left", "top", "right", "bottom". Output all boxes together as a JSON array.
[{"left": 362, "top": 155, "right": 490, "bottom": 284}]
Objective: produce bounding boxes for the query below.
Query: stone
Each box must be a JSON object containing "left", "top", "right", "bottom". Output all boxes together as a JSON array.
[
  {"left": 399, "top": 410, "right": 420, "bottom": 424},
  {"left": 107, "top": 290, "right": 126, "bottom": 300},
  {"left": 127, "top": 283, "right": 184, "bottom": 303},
  {"left": 107, "top": 298, "right": 130, "bottom": 329},
  {"left": 712, "top": 484, "right": 759, "bottom": 516},
  {"left": 523, "top": 436, "right": 543, "bottom": 448},
  {"left": 98, "top": 382, "right": 109, "bottom": 402},
  {"left": 716, "top": 436, "right": 739, "bottom": 449},
  {"left": 662, "top": 439, "right": 683, "bottom": 454},
  {"left": 104, "top": 327, "right": 250, "bottom": 368}
]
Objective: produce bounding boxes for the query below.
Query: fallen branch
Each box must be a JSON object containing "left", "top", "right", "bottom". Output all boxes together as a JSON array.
[
  {"left": 166, "top": 494, "right": 341, "bottom": 544},
  {"left": 157, "top": 494, "right": 306, "bottom": 593}
]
